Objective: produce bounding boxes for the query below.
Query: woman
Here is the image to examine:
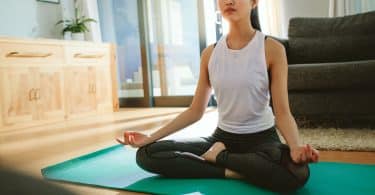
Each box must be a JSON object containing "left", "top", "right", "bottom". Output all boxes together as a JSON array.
[{"left": 117, "top": 0, "right": 319, "bottom": 192}]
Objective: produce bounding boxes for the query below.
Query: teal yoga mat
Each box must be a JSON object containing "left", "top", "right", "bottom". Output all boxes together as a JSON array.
[{"left": 42, "top": 145, "right": 375, "bottom": 195}]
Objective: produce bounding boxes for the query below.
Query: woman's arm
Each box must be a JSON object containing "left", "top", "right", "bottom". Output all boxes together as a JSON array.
[
  {"left": 117, "top": 45, "right": 214, "bottom": 147},
  {"left": 266, "top": 38, "right": 300, "bottom": 148},
  {"left": 266, "top": 38, "right": 319, "bottom": 163},
  {"left": 141, "top": 45, "right": 215, "bottom": 145}
]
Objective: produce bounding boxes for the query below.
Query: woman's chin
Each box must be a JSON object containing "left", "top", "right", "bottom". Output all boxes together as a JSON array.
[
  {"left": 224, "top": 17, "right": 243, "bottom": 23},
  {"left": 223, "top": 14, "right": 247, "bottom": 23}
]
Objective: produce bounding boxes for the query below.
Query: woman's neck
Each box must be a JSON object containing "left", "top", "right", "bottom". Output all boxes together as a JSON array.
[{"left": 226, "top": 19, "right": 256, "bottom": 49}]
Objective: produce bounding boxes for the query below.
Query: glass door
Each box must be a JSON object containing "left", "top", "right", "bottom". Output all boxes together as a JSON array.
[
  {"left": 97, "top": 0, "right": 219, "bottom": 107},
  {"left": 98, "top": 0, "right": 150, "bottom": 107},
  {"left": 145, "top": 0, "right": 201, "bottom": 106}
]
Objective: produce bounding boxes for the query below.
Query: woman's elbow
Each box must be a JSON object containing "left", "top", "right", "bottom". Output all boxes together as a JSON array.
[
  {"left": 188, "top": 107, "right": 205, "bottom": 121},
  {"left": 274, "top": 109, "right": 293, "bottom": 120}
]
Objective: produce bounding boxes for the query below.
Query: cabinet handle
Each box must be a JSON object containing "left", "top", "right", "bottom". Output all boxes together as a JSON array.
[
  {"left": 92, "top": 84, "right": 96, "bottom": 93},
  {"left": 35, "top": 89, "right": 41, "bottom": 100},
  {"left": 74, "top": 53, "right": 104, "bottom": 59},
  {"left": 88, "top": 84, "right": 93, "bottom": 93},
  {"left": 88, "top": 84, "right": 96, "bottom": 93},
  {"left": 6, "top": 52, "right": 52, "bottom": 58},
  {"left": 28, "top": 88, "right": 35, "bottom": 101}
]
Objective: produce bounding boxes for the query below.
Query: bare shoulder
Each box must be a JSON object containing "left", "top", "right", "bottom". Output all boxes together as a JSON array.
[
  {"left": 199, "top": 44, "right": 216, "bottom": 71},
  {"left": 201, "top": 44, "right": 215, "bottom": 62},
  {"left": 265, "top": 37, "right": 286, "bottom": 54},
  {"left": 265, "top": 37, "right": 287, "bottom": 65}
]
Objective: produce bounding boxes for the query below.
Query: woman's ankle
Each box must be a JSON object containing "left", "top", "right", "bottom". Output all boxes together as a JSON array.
[
  {"left": 225, "top": 169, "right": 244, "bottom": 179},
  {"left": 201, "top": 142, "right": 226, "bottom": 163}
]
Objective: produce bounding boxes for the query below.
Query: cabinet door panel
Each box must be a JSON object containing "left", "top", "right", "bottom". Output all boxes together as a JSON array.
[
  {"left": 0, "top": 67, "right": 35, "bottom": 125},
  {"left": 34, "top": 67, "right": 65, "bottom": 121},
  {"left": 64, "top": 66, "right": 97, "bottom": 118},
  {"left": 96, "top": 67, "right": 113, "bottom": 113}
]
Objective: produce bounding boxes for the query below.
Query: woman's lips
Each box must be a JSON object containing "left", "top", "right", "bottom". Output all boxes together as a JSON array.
[{"left": 224, "top": 7, "right": 237, "bottom": 14}]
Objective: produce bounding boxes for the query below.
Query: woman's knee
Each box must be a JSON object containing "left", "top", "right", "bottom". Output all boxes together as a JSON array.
[
  {"left": 277, "top": 166, "right": 309, "bottom": 192},
  {"left": 264, "top": 143, "right": 310, "bottom": 192},
  {"left": 136, "top": 143, "right": 175, "bottom": 174},
  {"left": 289, "top": 164, "right": 310, "bottom": 190},
  {"left": 136, "top": 146, "right": 154, "bottom": 172},
  {"left": 279, "top": 148, "right": 310, "bottom": 192}
]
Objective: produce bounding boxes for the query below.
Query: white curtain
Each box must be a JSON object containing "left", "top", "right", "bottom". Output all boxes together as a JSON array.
[
  {"left": 329, "top": 0, "right": 375, "bottom": 17},
  {"left": 258, "top": 0, "right": 283, "bottom": 37},
  {"left": 77, "top": 0, "right": 102, "bottom": 42}
]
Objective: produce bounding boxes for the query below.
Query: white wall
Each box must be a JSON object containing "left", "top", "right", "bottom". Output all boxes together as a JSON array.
[
  {"left": 280, "top": 0, "right": 330, "bottom": 38},
  {"left": 0, "top": 0, "right": 64, "bottom": 39}
]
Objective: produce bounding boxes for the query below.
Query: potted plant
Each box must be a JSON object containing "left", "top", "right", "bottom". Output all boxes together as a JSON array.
[
  {"left": 59, "top": 23, "right": 73, "bottom": 40},
  {"left": 56, "top": 5, "right": 96, "bottom": 41}
]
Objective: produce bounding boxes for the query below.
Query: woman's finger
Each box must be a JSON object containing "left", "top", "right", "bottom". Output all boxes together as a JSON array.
[
  {"left": 305, "top": 146, "right": 319, "bottom": 163},
  {"left": 128, "top": 135, "right": 132, "bottom": 144},
  {"left": 124, "top": 132, "right": 130, "bottom": 145},
  {"left": 312, "top": 148, "right": 320, "bottom": 162},
  {"left": 312, "top": 147, "right": 319, "bottom": 156},
  {"left": 306, "top": 144, "right": 313, "bottom": 162},
  {"left": 312, "top": 153, "right": 318, "bottom": 162},
  {"left": 312, "top": 148, "right": 318, "bottom": 162},
  {"left": 300, "top": 150, "right": 307, "bottom": 164},
  {"left": 129, "top": 135, "right": 135, "bottom": 145},
  {"left": 116, "top": 137, "right": 126, "bottom": 145}
]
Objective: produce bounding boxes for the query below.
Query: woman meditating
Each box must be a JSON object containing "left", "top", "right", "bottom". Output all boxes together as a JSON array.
[{"left": 117, "top": 0, "right": 319, "bottom": 192}]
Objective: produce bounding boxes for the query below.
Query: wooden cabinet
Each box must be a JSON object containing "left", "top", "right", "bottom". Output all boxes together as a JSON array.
[{"left": 0, "top": 38, "right": 118, "bottom": 130}]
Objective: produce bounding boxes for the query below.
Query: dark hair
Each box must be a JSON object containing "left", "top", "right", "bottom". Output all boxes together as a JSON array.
[{"left": 251, "top": 7, "right": 261, "bottom": 31}]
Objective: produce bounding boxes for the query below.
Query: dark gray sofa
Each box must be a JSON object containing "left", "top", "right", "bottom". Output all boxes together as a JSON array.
[{"left": 282, "top": 11, "right": 375, "bottom": 128}]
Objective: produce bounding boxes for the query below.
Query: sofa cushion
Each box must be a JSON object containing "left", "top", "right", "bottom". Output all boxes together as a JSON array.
[
  {"left": 288, "top": 60, "right": 375, "bottom": 91},
  {"left": 288, "top": 11, "right": 375, "bottom": 64}
]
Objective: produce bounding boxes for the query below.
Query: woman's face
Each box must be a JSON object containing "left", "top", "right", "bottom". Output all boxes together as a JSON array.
[{"left": 217, "top": 0, "right": 257, "bottom": 22}]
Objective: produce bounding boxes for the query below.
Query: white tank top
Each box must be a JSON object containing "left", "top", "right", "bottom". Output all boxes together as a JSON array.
[{"left": 208, "top": 31, "right": 275, "bottom": 134}]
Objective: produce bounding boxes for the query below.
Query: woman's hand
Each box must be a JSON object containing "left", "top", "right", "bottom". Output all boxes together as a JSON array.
[
  {"left": 290, "top": 144, "right": 319, "bottom": 164},
  {"left": 116, "top": 131, "right": 151, "bottom": 148}
]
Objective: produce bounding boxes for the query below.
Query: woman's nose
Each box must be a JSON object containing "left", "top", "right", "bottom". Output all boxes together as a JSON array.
[{"left": 224, "top": 0, "right": 234, "bottom": 5}]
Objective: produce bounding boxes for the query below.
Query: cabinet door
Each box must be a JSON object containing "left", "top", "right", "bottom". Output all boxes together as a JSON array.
[
  {"left": 0, "top": 67, "right": 36, "bottom": 125},
  {"left": 64, "top": 66, "right": 97, "bottom": 119},
  {"left": 95, "top": 67, "right": 113, "bottom": 113},
  {"left": 33, "top": 66, "right": 65, "bottom": 121}
]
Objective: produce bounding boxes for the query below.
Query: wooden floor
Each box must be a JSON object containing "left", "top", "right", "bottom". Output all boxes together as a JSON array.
[{"left": 0, "top": 108, "right": 374, "bottom": 195}]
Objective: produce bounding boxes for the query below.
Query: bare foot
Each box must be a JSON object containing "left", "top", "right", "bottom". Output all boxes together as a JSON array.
[
  {"left": 201, "top": 142, "right": 226, "bottom": 163},
  {"left": 225, "top": 169, "right": 245, "bottom": 179}
]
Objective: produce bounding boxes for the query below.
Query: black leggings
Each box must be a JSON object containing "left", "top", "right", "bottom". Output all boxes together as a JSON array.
[{"left": 136, "top": 126, "right": 309, "bottom": 192}]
